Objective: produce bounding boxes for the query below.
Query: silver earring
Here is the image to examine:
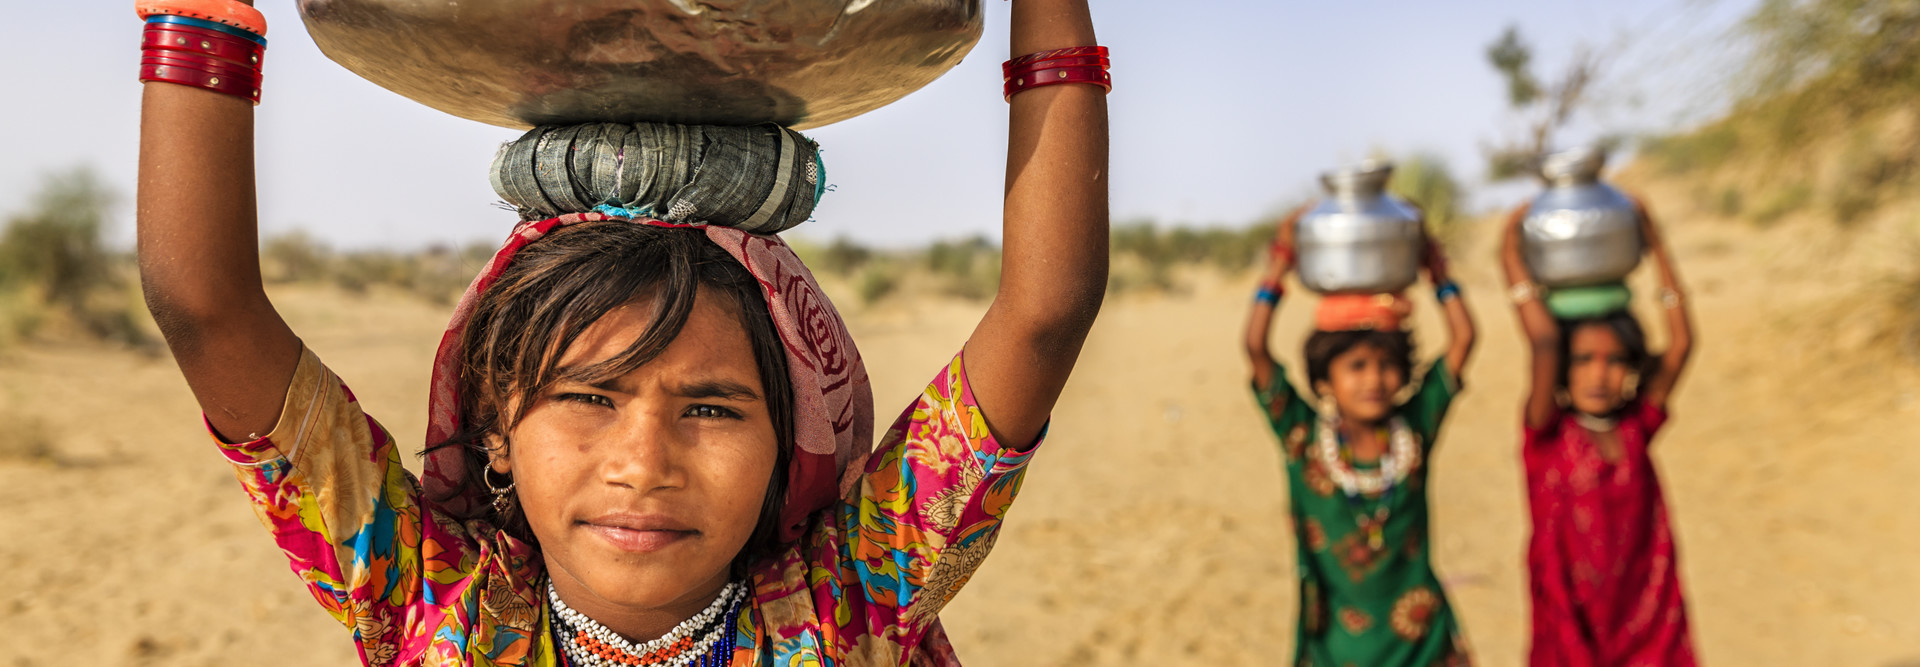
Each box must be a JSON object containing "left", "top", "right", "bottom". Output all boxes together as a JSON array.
[{"left": 484, "top": 467, "right": 516, "bottom": 515}]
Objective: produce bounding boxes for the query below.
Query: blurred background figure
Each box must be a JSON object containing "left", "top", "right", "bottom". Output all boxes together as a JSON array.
[
  {"left": 1501, "top": 150, "right": 1700, "bottom": 665},
  {"left": 1243, "top": 161, "right": 1478, "bottom": 666}
]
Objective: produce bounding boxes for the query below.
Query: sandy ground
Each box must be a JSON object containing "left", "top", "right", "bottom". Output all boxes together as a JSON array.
[{"left": 4, "top": 188, "right": 1919, "bottom": 666}]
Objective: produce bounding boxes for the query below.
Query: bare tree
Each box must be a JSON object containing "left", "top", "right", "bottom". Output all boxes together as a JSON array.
[{"left": 1483, "top": 25, "right": 1609, "bottom": 181}]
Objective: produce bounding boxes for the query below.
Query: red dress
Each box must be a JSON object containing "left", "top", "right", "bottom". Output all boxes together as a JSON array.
[{"left": 1523, "top": 401, "right": 1698, "bottom": 666}]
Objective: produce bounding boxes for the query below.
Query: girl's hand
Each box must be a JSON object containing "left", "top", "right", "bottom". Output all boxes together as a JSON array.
[
  {"left": 1421, "top": 233, "right": 1451, "bottom": 287},
  {"left": 1266, "top": 203, "right": 1308, "bottom": 279}
]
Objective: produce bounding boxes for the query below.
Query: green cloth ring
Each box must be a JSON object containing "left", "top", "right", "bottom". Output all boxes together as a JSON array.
[{"left": 1546, "top": 283, "right": 1632, "bottom": 319}]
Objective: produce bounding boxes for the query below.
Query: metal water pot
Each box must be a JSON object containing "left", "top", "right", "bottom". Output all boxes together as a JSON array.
[
  {"left": 1295, "top": 162, "right": 1424, "bottom": 295},
  {"left": 295, "top": 0, "right": 984, "bottom": 130},
  {"left": 1521, "top": 147, "right": 1644, "bottom": 288}
]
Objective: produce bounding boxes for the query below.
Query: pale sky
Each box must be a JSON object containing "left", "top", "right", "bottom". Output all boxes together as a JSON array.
[{"left": 2, "top": 1, "right": 1753, "bottom": 250}]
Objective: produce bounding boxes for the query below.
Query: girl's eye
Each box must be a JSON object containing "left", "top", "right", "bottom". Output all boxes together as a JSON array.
[
  {"left": 558, "top": 393, "right": 614, "bottom": 408},
  {"left": 685, "top": 404, "right": 744, "bottom": 420}
]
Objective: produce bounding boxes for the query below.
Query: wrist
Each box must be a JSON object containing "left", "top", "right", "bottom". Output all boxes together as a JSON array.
[
  {"left": 1508, "top": 280, "right": 1539, "bottom": 305},
  {"left": 1254, "top": 281, "right": 1283, "bottom": 306}
]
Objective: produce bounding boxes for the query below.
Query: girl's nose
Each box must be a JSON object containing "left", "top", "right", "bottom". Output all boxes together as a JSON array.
[{"left": 598, "top": 409, "right": 688, "bottom": 492}]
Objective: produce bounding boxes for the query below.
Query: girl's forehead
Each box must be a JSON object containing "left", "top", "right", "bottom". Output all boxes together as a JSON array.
[
  {"left": 1335, "top": 341, "right": 1396, "bottom": 360},
  {"left": 1568, "top": 324, "right": 1624, "bottom": 349}
]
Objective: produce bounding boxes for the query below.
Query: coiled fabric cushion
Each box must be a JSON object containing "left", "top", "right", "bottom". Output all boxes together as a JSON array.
[
  {"left": 1314, "top": 292, "right": 1413, "bottom": 332},
  {"left": 1546, "top": 282, "right": 1632, "bottom": 319},
  {"left": 490, "top": 122, "right": 823, "bottom": 234}
]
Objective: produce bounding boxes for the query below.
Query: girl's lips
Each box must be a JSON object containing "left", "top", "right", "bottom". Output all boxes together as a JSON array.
[
  {"left": 584, "top": 524, "right": 696, "bottom": 553},
  {"left": 581, "top": 513, "right": 697, "bottom": 553}
]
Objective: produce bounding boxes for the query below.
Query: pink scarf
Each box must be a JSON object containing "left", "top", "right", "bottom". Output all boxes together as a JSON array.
[{"left": 421, "top": 211, "right": 875, "bottom": 544}]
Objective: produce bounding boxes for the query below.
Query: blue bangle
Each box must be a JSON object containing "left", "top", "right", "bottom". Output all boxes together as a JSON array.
[
  {"left": 147, "top": 14, "right": 268, "bottom": 46},
  {"left": 1435, "top": 281, "right": 1461, "bottom": 303},
  {"left": 1255, "top": 286, "right": 1281, "bottom": 305}
]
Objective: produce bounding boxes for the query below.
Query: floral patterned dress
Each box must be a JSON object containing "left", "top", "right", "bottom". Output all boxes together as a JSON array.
[
  {"left": 1253, "top": 360, "right": 1471, "bottom": 666},
  {"left": 1523, "top": 400, "right": 1696, "bottom": 666},
  {"left": 212, "top": 346, "right": 1038, "bottom": 666}
]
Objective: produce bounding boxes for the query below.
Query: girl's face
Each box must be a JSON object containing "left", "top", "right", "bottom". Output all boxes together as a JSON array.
[
  {"left": 1565, "top": 324, "right": 1633, "bottom": 415},
  {"left": 492, "top": 288, "right": 778, "bottom": 628},
  {"left": 1315, "top": 343, "right": 1406, "bottom": 424}
]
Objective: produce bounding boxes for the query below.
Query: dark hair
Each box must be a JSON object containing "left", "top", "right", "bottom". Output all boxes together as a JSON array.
[
  {"left": 426, "top": 223, "right": 793, "bottom": 572},
  {"left": 1554, "top": 310, "right": 1656, "bottom": 390},
  {"left": 1303, "top": 329, "right": 1415, "bottom": 395}
]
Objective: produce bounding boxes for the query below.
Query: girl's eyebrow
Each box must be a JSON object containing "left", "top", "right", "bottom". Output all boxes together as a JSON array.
[{"left": 672, "top": 380, "right": 761, "bottom": 401}]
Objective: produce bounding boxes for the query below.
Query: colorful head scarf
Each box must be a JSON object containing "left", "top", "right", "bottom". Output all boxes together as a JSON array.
[{"left": 421, "top": 211, "right": 874, "bottom": 544}]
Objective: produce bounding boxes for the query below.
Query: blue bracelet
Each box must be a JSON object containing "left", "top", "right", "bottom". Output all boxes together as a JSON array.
[
  {"left": 148, "top": 14, "right": 268, "bottom": 46},
  {"left": 1255, "top": 285, "right": 1281, "bottom": 305},
  {"left": 1435, "top": 280, "right": 1461, "bottom": 303}
]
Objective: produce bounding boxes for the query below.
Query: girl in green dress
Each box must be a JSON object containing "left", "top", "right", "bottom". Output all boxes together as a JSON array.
[{"left": 1243, "top": 210, "right": 1478, "bottom": 666}]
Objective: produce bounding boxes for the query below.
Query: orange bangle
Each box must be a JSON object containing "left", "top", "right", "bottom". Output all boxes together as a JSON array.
[{"left": 136, "top": 0, "right": 266, "bottom": 37}]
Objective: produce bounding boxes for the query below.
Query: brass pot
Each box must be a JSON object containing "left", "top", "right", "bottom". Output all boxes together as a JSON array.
[{"left": 296, "top": 0, "right": 984, "bottom": 129}]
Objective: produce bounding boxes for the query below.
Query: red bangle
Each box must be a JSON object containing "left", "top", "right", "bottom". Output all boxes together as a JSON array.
[
  {"left": 143, "top": 23, "right": 265, "bottom": 69},
  {"left": 141, "top": 53, "right": 262, "bottom": 82},
  {"left": 1004, "top": 66, "right": 1112, "bottom": 100},
  {"left": 140, "top": 61, "right": 261, "bottom": 104},
  {"left": 1005, "top": 56, "right": 1109, "bottom": 80},
  {"left": 136, "top": 0, "right": 267, "bottom": 37},
  {"left": 1005, "top": 46, "right": 1109, "bottom": 71}
]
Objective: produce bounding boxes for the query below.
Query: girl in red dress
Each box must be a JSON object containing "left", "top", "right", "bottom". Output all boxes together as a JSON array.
[{"left": 1499, "top": 199, "right": 1699, "bottom": 667}]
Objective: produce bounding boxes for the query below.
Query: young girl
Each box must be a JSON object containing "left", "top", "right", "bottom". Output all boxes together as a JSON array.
[
  {"left": 135, "top": 1, "right": 1109, "bottom": 665},
  {"left": 1243, "top": 210, "right": 1477, "bottom": 666},
  {"left": 1500, "top": 199, "right": 1698, "bottom": 666}
]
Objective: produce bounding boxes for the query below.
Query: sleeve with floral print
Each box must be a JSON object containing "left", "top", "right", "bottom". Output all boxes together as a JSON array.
[
  {"left": 836, "top": 351, "right": 1043, "bottom": 654},
  {"left": 208, "top": 347, "right": 479, "bottom": 664}
]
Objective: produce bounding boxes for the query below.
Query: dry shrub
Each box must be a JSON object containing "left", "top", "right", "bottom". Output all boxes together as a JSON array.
[
  {"left": 0, "top": 167, "right": 150, "bottom": 348},
  {"left": 258, "top": 231, "right": 493, "bottom": 306}
]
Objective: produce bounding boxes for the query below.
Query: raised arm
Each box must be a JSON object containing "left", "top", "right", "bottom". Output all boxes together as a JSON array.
[
  {"left": 962, "top": 0, "right": 1107, "bottom": 449},
  {"left": 137, "top": 0, "right": 301, "bottom": 442},
  {"left": 1422, "top": 224, "right": 1476, "bottom": 383},
  {"left": 1244, "top": 206, "right": 1305, "bottom": 392},
  {"left": 1631, "top": 197, "right": 1693, "bottom": 411},
  {"left": 1501, "top": 204, "right": 1560, "bottom": 430}
]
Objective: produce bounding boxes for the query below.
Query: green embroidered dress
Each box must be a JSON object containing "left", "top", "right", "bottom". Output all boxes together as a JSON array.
[{"left": 1253, "top": 360, "right": 1471, "bottom": 667}]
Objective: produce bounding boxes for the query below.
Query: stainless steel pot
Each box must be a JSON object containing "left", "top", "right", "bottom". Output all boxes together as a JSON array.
[
  {"left": 1522, "top": 147, "right": 1643, "bottom": 288},
  {"left": 295, "top": 0, "right": 984, "bottom": 130},
  {"left": 1295, "top": 161, "right": 1424, "bottom": 295}
]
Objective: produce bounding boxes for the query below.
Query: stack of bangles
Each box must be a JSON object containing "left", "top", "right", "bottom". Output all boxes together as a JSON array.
[
  {"left": 1435, "top": 280, "right": 1462, "bottom": 303},
  {"left": 1003, "top": 46, "right": 1112, "bottom": 101},
  {"left": 136, "top": 0, "right": 269, "bottom": 105},
  {"left": 1255, "top": 282, "right": 1282, "bottom": 306}
]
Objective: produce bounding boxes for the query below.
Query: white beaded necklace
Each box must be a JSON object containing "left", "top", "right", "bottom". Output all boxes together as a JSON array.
[
  {"left": 548, "top": 580, "right": 743, "bottom": 667},
  {"left": 1574, "top": 412, "right": 1618, "bottom": 433},
  {"left": 1311, "top": 414, "right": 1420, "bottom": 496}
]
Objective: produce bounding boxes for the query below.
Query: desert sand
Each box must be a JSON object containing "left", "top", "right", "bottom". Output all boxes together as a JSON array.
[{"left": 3, "top": 183, "right": 1918, "bottom": 665}]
